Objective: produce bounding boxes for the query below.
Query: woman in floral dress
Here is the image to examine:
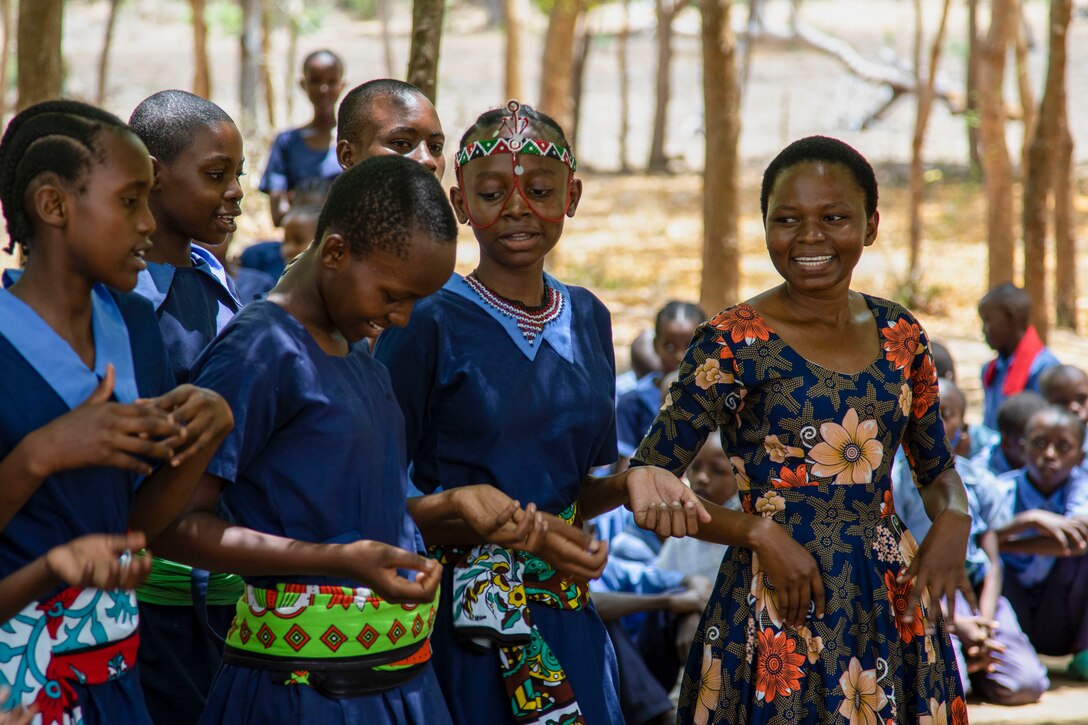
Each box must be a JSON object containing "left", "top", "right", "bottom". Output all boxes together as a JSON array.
[{"left": 631, "top": 136, "right": 974, "bottom": 724}]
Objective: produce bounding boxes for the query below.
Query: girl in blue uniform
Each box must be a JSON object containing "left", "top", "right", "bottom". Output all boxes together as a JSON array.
[
  {"left": 374, "top": 101, "right": 705, "bottom": 725},
  {"left": 0, "top": 100, "right": 232, "bottom": 724},
  {"left": 151, "top": 155, "right": 508, "bottom": 723}
]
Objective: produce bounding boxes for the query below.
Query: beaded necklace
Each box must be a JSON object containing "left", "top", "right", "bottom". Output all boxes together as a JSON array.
[{"left": 465, "top": 273, "right": 564, "bottom": 346}]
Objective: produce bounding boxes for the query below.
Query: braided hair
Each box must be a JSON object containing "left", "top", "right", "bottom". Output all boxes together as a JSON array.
[
  {"left": 0, "top": 99, "right": 131, "bottom": 254},
  {"left": 458, "top": 103, "right": 571, "bottom": 151}
]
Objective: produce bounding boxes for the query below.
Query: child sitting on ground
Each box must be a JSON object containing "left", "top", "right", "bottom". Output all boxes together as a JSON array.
[
  {"left": 892, "top": 379, "right": 1049, "bottom": 704},
  {"left": 978, "top": 283, "right": 1061, "bottom": 431},
  {"left": 1040, "top": 364, "right": 1088, "bottom": 456},
  {"left": 259, "top": 49, "right": 344, "bottom": 226},
  {"left": 616, "top": 329, "right": 661, "bottom": 396},
  {"left": 973, "top": 392, "right": 1048, "bottom": 477},
  {"left": 996, "top": 405, "right": 1088, "bottom": 680}
]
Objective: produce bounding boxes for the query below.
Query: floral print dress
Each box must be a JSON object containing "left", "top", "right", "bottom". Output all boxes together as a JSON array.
[{"left": 631, "top": 295, "right": 968, "bottom": 725}]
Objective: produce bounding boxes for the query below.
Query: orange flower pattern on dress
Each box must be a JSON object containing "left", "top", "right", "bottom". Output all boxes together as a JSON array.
[
  {"left": 795, "top": 625, "right": 824, "bottom": 664},
  {"left": 950, "top": 695, "right": 968, "bottom": 725},
  {"left": 754, "top": 490, "right": 785, "bottom": 518},
  {"left": 764, "top": 434, "right": 804, "bottom": 463},
  {"left": 754, "top": 628, "right": 805, "bottom": 703},
  {"left": 692, "top": 643, "right": 722, "bottom": 725},
  {"left": 750, "top": 553, "right": 783, "bottom": 628},
  {"left": 885, "top": 570, "right": 925, "bottom": 643},
  {"left": 809, "top": 408, "right": 884, "bottom": 484},
  {"left": 880, "top": 488, "right": 895, "bottom": 518},
  {"left": 838, "top": 657, "right": 888, "bottom": 725},
  {"left": 695, "top": 358, "right": 733, "bottom": 390},
  {"left": 919, "top": 697, "right": 947, "bottom": 725},
  {"left": 880, "top": 318, "right": 924, "bottom": 371},
  {"left": 772, "top": 462, "right": 813, "bottom": 489},
  {"left": 731, "top": 456, "right": 751, "bottom": 491},
  {"left": 898, "top": 383, "right": 912, "bottom": 417},
  {"left": 910, "top": 355, "right": 939, "bottom": 419},
  {"left": 710, "top": 303, "right": 772, "bottom": 344}
]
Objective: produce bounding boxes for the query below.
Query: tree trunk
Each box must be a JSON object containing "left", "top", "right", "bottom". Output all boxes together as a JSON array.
[
  {"left": 0, "top": 0, "right": 13, "bottom": 118},
  {"left": 648, "top": 0, "right": 686, "bottom": 171},
  {"left": 538, "top": 0, "right": 585, "bottom": 133},
  {"left": 407, "top": 0, "right": 445, "bottom": 103},
  {"left": 906, "top": 0, "right": 952, "bottom": 303},
  {"left": 977, "top": 0, "right": 1016, "bottom": 289},
  {"left": 239, "top": 0, "right": 261, "bottom": 132},
  {"left": 738, "top": 0, "right": 764, "bottom": 96},
  {"left": 570, "top": 14, "right": 593, "bottom": 147},
  {"left": 1013, "top": 1, "right": 1034, "bottom": 176},
  {"left": 617, "top": 0, "right": 631, "bottom": 172},
  {"left": 191, "top": 0, "right": 210, "bottom": 98},
  {"left": 284, "top": 0, "right": 300, "bottom": 120},
  {"left": 965, "top": 0, "right": 981, "bottom": 176},
  {"left": 95, "top": 0, "right": 120, "bottom": 104},
  {"left": 700, "top": 0, "right": 740, "bottom": 313},
  {"left": 16, "top": 0, "right": 63, "bottom": 111},
  {"left": 377, "top": 0, "right": 395, "bottom": 77},
  {"left": 261, "top": 0, "right": 275, "bottom": 128},
  {"left": 1053, "top": 117, "right": 1075, "bottom": 330},
  {"left": 503, "top": 0, "right": 522, "bottom": 101},
  {"left": 1021, "top": 0, "right": 1071, "bottom": 340}
]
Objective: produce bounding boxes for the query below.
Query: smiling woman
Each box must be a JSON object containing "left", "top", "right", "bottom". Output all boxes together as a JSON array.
[{"left": 628, "top": 136, "right": 976, "bottom": 724}]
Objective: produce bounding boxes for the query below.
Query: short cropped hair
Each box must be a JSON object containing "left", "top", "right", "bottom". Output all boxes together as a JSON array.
[
  {"left": 337, "top": 79, "right": 428, "bottom": 145},
  {"left": 302, "top": 49, "right": 343, "bottom": 75},
  {"left": 979, "top": 283, "right": 1032, "bottom": 325},
  {"left": 760, "top": 136, "right": 878, "bottom": 222},
  {"left": 655, "top": 300, "right": 706, "bottom": 334},
  {"left": 996, "top": 391, "right": 1048, "bottom": 438},
  {"left": 129, "top": 90, "right": 235, "bottom": 165},
  {"left": 315, "top": 154, "right": 456, "bottom": 259}
]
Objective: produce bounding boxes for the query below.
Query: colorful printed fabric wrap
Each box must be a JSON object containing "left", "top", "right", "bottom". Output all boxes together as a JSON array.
[
  {"left": 455, "top": 137, "right": 577, "bottom": 173},
  {"left": 135, "top": 554, "right": 244, "bottom": 606},
  {"left": 0, "top": 587, "right": 141, "bottom": 725},
  {"left": 222, "top": 583, "right": 439, "bottom": 697},
  {"left": 438, "top": 502, "right": 587, "bottom": 725}
]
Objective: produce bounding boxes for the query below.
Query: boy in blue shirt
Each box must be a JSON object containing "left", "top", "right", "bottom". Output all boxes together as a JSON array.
[{"left": 973, "top": 391, "right": 1048, "bottom": 477}]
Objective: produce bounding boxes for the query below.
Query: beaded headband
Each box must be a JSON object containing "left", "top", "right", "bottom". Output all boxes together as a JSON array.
[{"left": 454, "top": 100, "right": 577, "bottom": 173}]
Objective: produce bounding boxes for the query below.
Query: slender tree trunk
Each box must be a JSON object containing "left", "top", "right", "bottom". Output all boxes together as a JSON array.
[
  {"left": 377, "top": 0, "right": 395, "bottom": 77},
  {"left": 977, "top": 0, "right": 1016, "bottom": 289},
  {"left": 239, "top": 0, "right": 261, "bottom": 132},
  {"left": 284, "top": 0, "right": 300, "bottom": 120},
  {"left": 617, "top": 0, "right": 631, "bottom": 172},
  {"left": 503, "top": 0, "right": 522, "bottom": 101},
  {"left": 95, "top": 0, "right": 121, "bottom": 104},
  {"left": 1054, "top": 118, "right": 1075, "bottom": 330},
  {"left": 191, "top": 0, "right": 211, "bottom": 98},
  {"left": 965, "top": 0, "right": 981, "bottom": 176},
  {"left": 16, "top": 0, "right": 63, "bottom": 111},
  {"left": 538, "top": 0, "right": 585, "bottom": 133},
  {"left": 570, "top": 14, "right": 593, "bottom": 147},
  {"left": 738, "top": 0, "right": 764, "bottom": 97},
  {"left": 261, "top": 0, "right": 275, "bottom": 128},
  {"left": 700, "top": 0, "right": 740, "bottom": 313},
  {"left": 1013, "top": 1, "right": 1034, "bottom": 176},
  {"left": 907, "top": 0, "right": 952, "bottom": 303},
  {"left": 1021, "top": 0, "right": 1071, "bottom": 340},
  {"left": 0, "top": 0, "right": 13, "bottom": 118},
  {"left": 407, "top": 0, "right": 445, "bottom": 102},
  {"left": 648, "top": 0, "right": 686, "bottom": 171}
]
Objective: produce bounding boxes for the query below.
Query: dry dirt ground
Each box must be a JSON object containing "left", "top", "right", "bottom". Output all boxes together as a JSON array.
[{"left": 5, "top": 0, "right": 1088, "bottom": 719}]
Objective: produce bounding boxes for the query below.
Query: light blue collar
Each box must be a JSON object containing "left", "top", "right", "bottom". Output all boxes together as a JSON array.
[
  {"left": 134, "top": 244, "right": 242, "bottom": 312},
  {"left": 446, "top": 272, "right": 574, "bottom": 363},
  {"left": 0, "top": 285, "right": 139, "bottom": 408}
]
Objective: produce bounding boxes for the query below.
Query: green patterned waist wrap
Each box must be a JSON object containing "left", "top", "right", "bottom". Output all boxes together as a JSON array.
[
  {"left": 135, "top": 554, "right": 244, "bottom": 606},
  {"left": 221, "top": 582, "right": 439, "bottom": 695}
]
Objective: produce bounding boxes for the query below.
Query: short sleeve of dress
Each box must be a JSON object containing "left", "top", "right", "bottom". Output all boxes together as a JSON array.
[
  {"left": 630, "top": 320, "right": 740, "bottom": 477},
  {"left": 898, "top": 317, "right": 955, "bottom": 488},
  {"left": 258, "top": 130, "right": 291, "bottom": 194}
]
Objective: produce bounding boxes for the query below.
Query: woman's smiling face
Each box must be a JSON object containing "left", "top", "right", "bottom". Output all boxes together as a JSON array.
[{"left": 763, "top": 161, "right": 878, "bottom": 295}]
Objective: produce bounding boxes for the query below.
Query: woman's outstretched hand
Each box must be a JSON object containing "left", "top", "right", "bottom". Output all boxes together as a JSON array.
[
  {"left": 339, "top": 540, "right": 442, "bottom": 605},
  {"left": 749, "top": 518, "right": 825, "bottom": 628},
  {"left": 900, "top": 508, "right": 977, "bottom": 624},
  {"left": 45, "top": 531, "right": 152, "bottom": 590},
  {"left": 626, "top": 465, "right": 711, "bottom": 538},
  {"left": 139, "top": 384, "right": 234, "bottom": 467}
]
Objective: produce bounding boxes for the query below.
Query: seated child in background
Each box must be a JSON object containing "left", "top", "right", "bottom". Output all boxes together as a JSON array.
[
  {"left": 996, "top": 405, "right": 1088, "bottom": 679},
  {"left": 259, "top": 49, "right": 344, "bottom": 226},
  {"left": 234, "top": 202, "right": 323, "bottom": 304},
  {"left": 615, "top": 301, "right": 705, "bottom": 461},
  {"left": 978, "top": 283, "right": 1061, "bottom": 430},
  {"left": 973, "top": 392, "right": 1048, "bottom": 477},
  {"left": 1040, "top": 364, "right": 1088, "bottom": 456},
  {"left": 615, "top": 329, "right": 661, "bottom": 397},
  {"left": 931, "top": 338, "right": 999, "bottom": 457},
  {"left": 891, "top": 379, "right": 1048, "bottom": 705}
]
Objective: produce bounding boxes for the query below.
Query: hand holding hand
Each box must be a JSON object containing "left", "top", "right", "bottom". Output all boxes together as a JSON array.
[
  {"left": 900, "top": 508, "right": 977, "bottom": 624},
  {"left": 451, "top": 485, "right": 548, "bottom": 551},
  {"left": 627, "top": 466, "right": 710, "bottom": 538},
  {"left": 44, "top": 531, "right": 152, "bottom": 590},
  {"left": 339, "top": 540, "right": 442, "bottom": 604},
  {"left": 532, "top": 520, "right": 608, "bottom": 584},
  {"left": 140, "top": 384, "right": 234, "bottom": 467}
]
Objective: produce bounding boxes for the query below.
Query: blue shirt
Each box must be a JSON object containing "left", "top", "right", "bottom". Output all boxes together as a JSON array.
[
  {"left": 972, "top": 441, "right": 1013, "bottom": 478},
  {"left": 615, "top": 372, "right": 662, "bottom": 458},
  {"left": 258, "top": 127, "right": 340, "bottom": 194},
  {"left": 998, "top": 468, "right": 1088, "bottom": 587},
  {"left": 981, "top": 347, "right": 1061, "bottom": 430}
]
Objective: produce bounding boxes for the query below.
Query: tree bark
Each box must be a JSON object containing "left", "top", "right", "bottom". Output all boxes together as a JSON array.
[
  {"left": 538, "top": 0, "right": 585, "bottom": 133},
  {"left": 1053, "top": 117, "right": 1075, "bottom": 330},
  {"left": 261, "top": 0, "right": 275, "bottom": 128},
  {"left": 1013, "top": 1, "right": 1034, "bottom": 176},
  {"left": 906, "top": 0, "right": 952, "bottom": 303},
  {"left": 503, "top": 0, "right": 522, "bottom": 101},
  {"left": 617, "top": 0, "right": 631, "bottom": 172},
  {"left": 1021, "top": 0, "right": 1071, "bottom": 340},
  {"left": 191, "top": 0, "right": 211, "bottom": 98},
  {"left": 570, "top": 14, "right": 593, "bottom": 147},
  {"left": 965, "top": 0, "right": 981, "bottom": 176},
  {"left": 95, "top": 0, "right": 121, "bottom": 104},
  {"left": 648, "top": 0, "right": 686, "bottom": 171},
  {"left": 239, "top": 0, "right": 261, "bottom": 132},
  {"left": 377, "top": 0, "right": 395, "bottom": 77},
  {"left": 407, "top": 0, "right": 445, "bottom": 103},
  {"left": 284, "top": 0, "right": 301, "bottom": 120},
  {"left": 977, "top": 0, "right": 1016, "bottom": 289},
  {"left": 16, "top": 0, "right": 63, "bottom": 111},
  {"left": 699, "top": 0, "right": 740, "bottom": 313}
]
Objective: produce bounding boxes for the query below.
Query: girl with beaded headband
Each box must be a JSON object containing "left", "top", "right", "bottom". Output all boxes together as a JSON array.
[
  {"left": 0, "top": 99, "right": 233, "bottom": 723},
  {"left": 374, "top": 101, "right": 709, "bottom": 725}
]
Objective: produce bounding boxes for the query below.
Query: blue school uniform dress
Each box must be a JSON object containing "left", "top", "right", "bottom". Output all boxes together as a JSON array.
[
  {"left": 132, "top": 244, "right": 244, "bottom": 724},
  {"left": 190, "top": 300, "right": 451, "bottom": 724},
  {"left": 373, "top": 273, "right": 623, "bottom": 725},
  {"left": 632, "top": 298, "right": 967, "bottom": 724},
  {"left": 0, "top": 286, "right": 174, "bottom": 724},
  {"left": 258, "top": 128, "right": 341, "bottom": 196}
]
